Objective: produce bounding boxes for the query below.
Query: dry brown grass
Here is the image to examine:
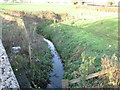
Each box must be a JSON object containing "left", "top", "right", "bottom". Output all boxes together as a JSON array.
[
  {"left": 2, "top": 10, "right": 71, "bottom": 23},
  {"left": 2, "top": 18, "right": 28, "bottom": 54},
  {"left": 0, "top": 10, "right": 55, "bottom": 88},
  {"left": 100, "top": 54, "right": 120, "bottom": 87}
]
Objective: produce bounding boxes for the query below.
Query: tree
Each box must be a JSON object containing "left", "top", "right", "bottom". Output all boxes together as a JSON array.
[{"left": 72, "top": 0, "right": 86, "bottom": 5}]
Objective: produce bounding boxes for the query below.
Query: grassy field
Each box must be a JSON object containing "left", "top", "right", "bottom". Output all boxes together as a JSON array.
[
  {"left": 41, "top": 16, "right": 118, "bottom": 66},
  {"left": 0, "top": 3, "right": 117, "bottom": 17},
  {"left": 40, "top": 16, "right": 119, "bottom": 87},
  {"left": 0, "top": 3, "right": 119, "bottom": 88}
]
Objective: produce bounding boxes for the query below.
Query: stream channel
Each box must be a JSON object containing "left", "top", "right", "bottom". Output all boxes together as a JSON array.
[{"left": 43, "top": 38, "right": 64, "bottom": 88}]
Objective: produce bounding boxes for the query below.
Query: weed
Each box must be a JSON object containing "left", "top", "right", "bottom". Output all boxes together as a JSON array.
[
  {"left": 1, "top": 11, "right": 53, "bottom": 88},
  {"left": 101, "top": 54, "right": 120, "bottom": 87},
  {"left": 40, "top": 16, "right": 118, "bottom": 88}
]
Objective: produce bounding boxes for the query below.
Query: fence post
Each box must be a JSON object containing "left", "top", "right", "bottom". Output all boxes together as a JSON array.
[{"left": 62, "top": 79, "right": 69, "bottom": 88}]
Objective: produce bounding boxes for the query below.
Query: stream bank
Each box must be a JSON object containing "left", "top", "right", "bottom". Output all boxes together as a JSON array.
[
  {"left": 1, "top": 13, "right": 53, "bottom": 88},
  {"left": 39, "top": 17, "right": 119, "bottom": 88},
  {"left": 1, "top": 10, "right": 68, "bottom": 88},
  {"left": 1, "top": 9, "right": 119, "bottom": 88}
]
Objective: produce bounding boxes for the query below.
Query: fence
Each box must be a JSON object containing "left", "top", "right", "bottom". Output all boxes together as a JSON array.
[{"left": 62, "top": 55, "right": 120, "bottom": 88}]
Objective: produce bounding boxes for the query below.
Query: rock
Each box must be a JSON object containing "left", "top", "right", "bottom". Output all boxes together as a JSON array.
[
  {"left": 0, "top": 40, "right": 20, "bottom": 89},
  {"left": 11, "top": 46, "right": 21, "bottom": 53},
  {"left": 47, "top": 84, "right": 53, "bottom": 88}
]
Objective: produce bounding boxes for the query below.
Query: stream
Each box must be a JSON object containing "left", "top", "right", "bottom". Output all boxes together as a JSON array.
[{"left": 43, "top": 38, "right": 64, "bottom": 88}]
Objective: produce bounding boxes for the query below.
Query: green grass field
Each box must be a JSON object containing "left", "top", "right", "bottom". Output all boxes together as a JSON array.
[
  {"left": 0, "top": 3, "right": 117, "bottom": 17},
  {"left": 41, "top": 16, "right": 118, "bottom": 64},
  {"left": 40, "top": 16, "right": 119, "bottom": 88}
]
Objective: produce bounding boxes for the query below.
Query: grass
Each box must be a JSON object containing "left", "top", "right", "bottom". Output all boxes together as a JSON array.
[
  {"left": 0, "top": 3, "right": 117, "bottom": 17},
  {"left": 40, "top": 16, "right": 119, "bottom": 87},
  {"left": 0, "top": 3, "right": 119, "bottom": 88},
  {"left": 1, "top": 12, "right": 53, "bottom": 88},
  {"left": 41, "top": 17, "right": 118, "bottom": 59}
]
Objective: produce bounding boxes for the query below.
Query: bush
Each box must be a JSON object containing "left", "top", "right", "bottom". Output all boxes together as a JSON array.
[
  {"left": 73, "top": 2, "right": 78, "bottom": 5},
  {"left": 27, "top": 59, "right": 52, "bottom": 88},
  {"left": 107, "top": 2, "right": 115, "bottom": 6},
  {"left": 2, "top": 11, "right": 53, "bottom": 88},
  {"left": 2, "top": 19, "right": 28, "bottom": 54},
  {"left": 101, "top": 54, "right": 120, "bottom": 87},
  {"left": 77, "top": 52, "right": 95, "bottom": 87}
]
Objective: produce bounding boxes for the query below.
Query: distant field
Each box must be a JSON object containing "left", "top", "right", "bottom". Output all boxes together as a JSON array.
[{"left": 0, "top": 3, "right": 117, "bottom": 18}]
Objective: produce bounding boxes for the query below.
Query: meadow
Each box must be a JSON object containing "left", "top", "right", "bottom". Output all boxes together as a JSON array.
[
  {"left": 0, "top": 3, "right": 119, "bottom": 88},
  {"left": 0, "top": 3, "right": 117, "bottom": 17},
  {"left": 40, "top": 16, "right": 119, "bottom": 87}
]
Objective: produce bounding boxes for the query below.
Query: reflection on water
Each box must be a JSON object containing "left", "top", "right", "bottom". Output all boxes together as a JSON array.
[{"left": 43, "top": 38, "right": 64, "bottom": 88}]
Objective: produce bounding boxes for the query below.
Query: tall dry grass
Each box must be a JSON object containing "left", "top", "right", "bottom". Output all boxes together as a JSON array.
[
  {"left": 2, "top": 18, "right": 28, "bottom": 54},
  {"left": 75, "top": 5, "right": 118, "bottom": 12},
  {"left": 100, "top": 54, "right": 120, "bottom": 87}
]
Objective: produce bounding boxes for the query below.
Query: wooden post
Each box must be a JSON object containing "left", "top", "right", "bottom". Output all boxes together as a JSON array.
[
  {"left": 62, "top": 79, "right": 69, "bottom": 88},
  {"left": 0, "top": 12, "right": 32, "bottom": 66},
  {"left": 16, "top": 18, "right": 32, "bottom": 66},
  {"left": 53, "top": 18, "right": 56, "bottom": 24},
  {"left": 69, "top": 67, "right": 118, "bottom": 84}
]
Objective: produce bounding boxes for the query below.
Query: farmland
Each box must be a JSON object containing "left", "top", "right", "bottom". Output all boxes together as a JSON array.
[
  {"left": 0, "top": 3, "right": 117, "bottom": 17},
  {"left": 0, "top": 3, "right": 119, "bottom": 88}
]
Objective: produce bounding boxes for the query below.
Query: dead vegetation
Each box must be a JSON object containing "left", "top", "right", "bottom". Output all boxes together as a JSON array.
[
  {"left": 74, "top": 5, "right": 118, "bottom": 12},
  {"left": 62, "top": 54, "right": 120, "bottom": 88},
  {"left": 100, "top": 54, "right": 120, "bottom": 87},
  {"left": 1, "top": 10, "right": 55, "bottom": 88}
]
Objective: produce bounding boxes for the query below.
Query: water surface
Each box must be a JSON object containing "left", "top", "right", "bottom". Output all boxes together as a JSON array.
[{"left": 43, "top": 38, "right": 64, "bottom": 88}]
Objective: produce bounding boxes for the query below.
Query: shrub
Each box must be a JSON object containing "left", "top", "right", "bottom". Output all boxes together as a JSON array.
[
  {"left": 73, "top": 2, "right": 78, "bottom": 5},
  {"left": 35, "top": 11, "right": 61, "bottom": 22},
  {"left": 101, "top": 54, "right": 120, "bottom": 87},
  {"left": 27, "top": 58, "right": 52, "bottom": 88},
  {"left": 2, "top": 19, "right": 28, "bottom": 54},
  {"left": 66, "top": 52, "right": 96, "bottom": 88},
  {"left": 2, "top": 11, "right": 53, "bottom": 88},
  {"left": 77, "top": 52, "right": 95, "bottom": 87},
  {"left": 107, "top": 2, "right": 115, "bottom": 6}
]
